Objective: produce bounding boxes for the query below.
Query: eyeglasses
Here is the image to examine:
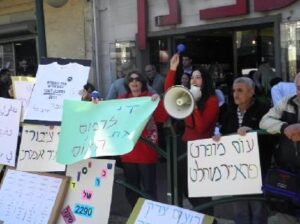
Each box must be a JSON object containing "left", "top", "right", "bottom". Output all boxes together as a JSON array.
[{"left": 129, "top": 77, "right": 141, "bottom": 82}]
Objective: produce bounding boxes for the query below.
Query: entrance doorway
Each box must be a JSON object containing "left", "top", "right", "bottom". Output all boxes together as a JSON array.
[{"left": 149, "top": 24, "right": 275, "bottom": 101}]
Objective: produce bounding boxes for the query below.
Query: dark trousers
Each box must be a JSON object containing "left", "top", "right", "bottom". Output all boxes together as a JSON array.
[
  {"left": 178, "top": 140, "right": 213, "bottom": 216},
  {"left": 122, "top": 163, "right": 157, "bottom": 208},
  {"left": 233, "top": 199, "right": 268, "bottom": 224}
]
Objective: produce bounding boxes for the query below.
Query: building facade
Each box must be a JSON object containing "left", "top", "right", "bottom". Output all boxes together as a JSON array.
[
  {"left": 1, "top": 0, "right": 300, "bottom": 96},
  {"left": 95, "top": 0, "right": 300, "bottom": 95}
]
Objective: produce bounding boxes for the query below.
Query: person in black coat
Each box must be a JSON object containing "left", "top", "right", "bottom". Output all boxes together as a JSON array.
[{"left": 214, "top": 77, "right": 274, "bottom": 224}]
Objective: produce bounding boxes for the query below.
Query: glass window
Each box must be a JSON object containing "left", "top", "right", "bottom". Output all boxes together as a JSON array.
[
  {"left": 0, "top": 39, "right": 37, "bottom": 76},
  {"left": 236, "top": 27, "right": 274, "bottom": 76},
  {"left": 15, "top": 39, "right": 37, "bottom": 76},
  {"left": 281, "top": 22, "right": 300, "bottom": 81},
  {"left": 0, "top": 43, "right": 15, "bottom": 74},
  {"left": 109, "top": 41, "right": 136, "bottom": 79}
]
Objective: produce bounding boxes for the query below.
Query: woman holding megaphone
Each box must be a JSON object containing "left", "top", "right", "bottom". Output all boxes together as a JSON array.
[{"left": 164, "top": 53, "right": 219, "bottom": 215}]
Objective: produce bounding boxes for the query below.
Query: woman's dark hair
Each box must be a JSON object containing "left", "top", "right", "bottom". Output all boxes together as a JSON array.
[
  {"left": 124, "top": 70, "right": 148, "bottom": 93},
  {"left": 0, "top": 69, "right": 13, "bottom": 98},
  {"left": 193, "top": 66, "right": 215, "bottom": 110}
]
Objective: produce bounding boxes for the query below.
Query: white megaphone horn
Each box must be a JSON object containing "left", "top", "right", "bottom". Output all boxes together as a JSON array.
[{"left": 164, "top": 85, "right": 195, "bottom": 119}]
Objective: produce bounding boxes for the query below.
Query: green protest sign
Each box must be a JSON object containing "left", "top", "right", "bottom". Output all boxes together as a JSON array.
[{"left": 56, "top": 97, "right": 158, "bottom": 165}]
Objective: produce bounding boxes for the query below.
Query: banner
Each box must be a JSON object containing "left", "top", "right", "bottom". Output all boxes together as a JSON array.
[
  {"left": 127, "top": 198, "right": 215, "bottom": 224},
  {"left": 188, "top": 132, "right": 262, "bottom": 197},
  {"left": 24, "top": 61, "right": 90, "bottom": 123},
  {"left": 11, "top": 76, "right": 35, "bottom": 122},
  {"left": 17, "top": 124, "right": 65, "bottom": 172},
  {"left": 0, "top": 98, "right": 21, "bottom": 166},
  {"left": 56, "top": 97, "right": 159, "bottom": 165},
  {"left": 57, "top": 159, "right": 115, "bottom": 224}
]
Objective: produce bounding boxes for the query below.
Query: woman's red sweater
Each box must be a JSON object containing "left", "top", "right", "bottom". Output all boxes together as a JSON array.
[
  {"left": 118, "top": 91, "right": 168, "bottom": 163},
  {"left": 164, "top": 70, "right": 219, "bottom": 141}
]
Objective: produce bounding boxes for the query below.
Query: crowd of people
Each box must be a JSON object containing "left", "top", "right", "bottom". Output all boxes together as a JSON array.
[{"left": 1, "top": 52, "right": 300, "bottom": 224}]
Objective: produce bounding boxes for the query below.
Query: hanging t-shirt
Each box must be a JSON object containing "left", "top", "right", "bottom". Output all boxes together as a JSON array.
[{"left": 24, "top": 61, "right": 90, "bottom": 124}]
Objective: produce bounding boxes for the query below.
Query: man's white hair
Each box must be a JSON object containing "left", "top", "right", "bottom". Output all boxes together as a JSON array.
[{"left": 234, "top": 77, "right": 255, "bottom": 89}]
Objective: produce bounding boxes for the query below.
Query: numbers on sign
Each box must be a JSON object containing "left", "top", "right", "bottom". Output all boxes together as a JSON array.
[{"left": 74, "top": 204, "right": 93, "bottom": 218}]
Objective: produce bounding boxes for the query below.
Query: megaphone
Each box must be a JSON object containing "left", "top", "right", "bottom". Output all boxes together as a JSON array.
[{"left": 164, "top": 85, "right": 195, "bottom": 119}]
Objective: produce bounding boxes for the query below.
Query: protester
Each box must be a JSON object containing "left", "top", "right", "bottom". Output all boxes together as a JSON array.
[
  {"left": 253, "top": 59, "right": 276, "bottom": 97},
  {"left": 180, "top": 72, "right": 191, "bottom": 89},
  {"left": 164, "top": 53, "right": 219, "bottom": 215},
  {"left": 80, "top": 82, "right": 96, "bottom": 101},
  {"left": 259, "top": 73, "right": 300, "bottom": 222},
  {"left": 215, "top": 88, "right": 227, "bottom": 126},
  {"left": 0, "top": 69, "right": 13, "bottom": 98},
  {"left": 260, "top": 72, "right": 300, "bottom": 166},
  {"left": 118, "top": 70, "right": 167, "bottom": 208},
  {"left": 106, "top": 62, "right": 156, "bottom": 100},
  {"left": 106, "top": 62, "right": 133, "bottom": 99},
  {"left": 16, "top": 58, "right": 35, "bottom": 76},
  {"left": 213, "top": 77, "right": 272, "bottom": 224},
  {"left": 271, "top": 81, "right": 296, "bottom": 106},
  {"left": 144, "top": 64, "right": 165, "bottom": 95},
  {"left": 181, "top": 54, "right": 193, "bottom": 75}
]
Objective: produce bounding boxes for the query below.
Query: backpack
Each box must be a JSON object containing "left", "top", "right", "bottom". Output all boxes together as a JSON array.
[{"left": 262, "top": 168, "right": 300, "bottom": 216}]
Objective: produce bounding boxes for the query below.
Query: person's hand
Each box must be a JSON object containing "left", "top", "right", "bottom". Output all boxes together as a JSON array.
[
  {"left": 290, "top": 133, "right": 300, "bottom": 142},
  {"left": 170, "top": 54, "right": 180, "bottom": 71},
  {"left": 91, "top": 97, "right": 102, "bottom": 104},
  {"left": 212, "top": 134, "right": 221, "bottom": 142},
  {"left": 284, "top": 123, "right": 300, "bottom": 141},
  {"left": 237, "top": 126, "right": 252, "bottom": 136},
  {"left": 151, "top": 93, "right": 160, "bottom": 101}
]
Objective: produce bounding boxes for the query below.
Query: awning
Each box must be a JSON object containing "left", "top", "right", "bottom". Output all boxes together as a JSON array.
[{"left": 0, "top": 20, "right": 36, "bottom": 38}]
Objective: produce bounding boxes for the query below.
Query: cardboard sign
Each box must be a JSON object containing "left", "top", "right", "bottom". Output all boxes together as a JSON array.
[
  {"left": 127, "top": 198, "right": 214, "bottom": 224},
  {"left": 188, "top": 132, "right": 262, "bottom": 197},
  {"left": 57, "top": 159, "right": 115, "bottom": 224},
  {"left": 56, "top": 97, "right": 158, "bottom": 165},
  {"left": 0, "top": 168, "right": 69, "bottom": 224},
  {"left": 11, "top": 76, "right": 35, "bottom": 122},
  {"left": 0, "top": 98, "right": 21, "bottom": 166},
  {"left": 17, "top": 124, "right": 65, "bottom": 172}
]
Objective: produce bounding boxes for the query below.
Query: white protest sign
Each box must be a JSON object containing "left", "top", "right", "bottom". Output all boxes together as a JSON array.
[
  {"left": 0, "top": 98, "right": 21, "bottom": 166},
  {"left": 24, "top": 61, "right": 89, "bottom": 123},
  {"left": 127, "top": 198, "right": 215, "bottom": 224},
  {"left": 11, "top": 76, "right": 35, "bottom": 122},
  {"left": 0, "top": 169, "right": 65, "bottom": 224},
  {"left": 57, "top": 159, "right": 115, "bottom": 224},
  {"left": 17, "top": 124, "right": 65, "bottom": 172},
  {"left": 188, "top": 132, "right": 262, "bottom": 197}
]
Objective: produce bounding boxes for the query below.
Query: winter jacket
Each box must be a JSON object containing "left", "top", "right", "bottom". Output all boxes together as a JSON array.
[
  {"left": 260, "top": 95, "right": 300, "bottom": 169},
  {"left": 221, "top": 100, "right": 272, "bottom": 173}
]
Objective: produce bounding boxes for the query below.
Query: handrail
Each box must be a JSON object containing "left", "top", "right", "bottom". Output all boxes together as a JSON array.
[
  {"left": 140, "top": 136, "right": 167, "bottom": 159},
  {"left": 114, "top": 179, "right": 153, "bottom": 200}
]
